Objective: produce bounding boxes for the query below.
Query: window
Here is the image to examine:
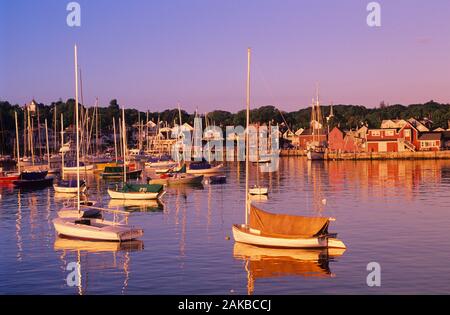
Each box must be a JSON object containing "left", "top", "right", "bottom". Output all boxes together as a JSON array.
[
  {"left": 371, "top": 130, "right": 380, "bottom": 136},
  {"left": 404, "top": 129, "right": 411, "bottom": 137},
  {"left": 385, "top": 130, "right": 394, "bottom": 136}
]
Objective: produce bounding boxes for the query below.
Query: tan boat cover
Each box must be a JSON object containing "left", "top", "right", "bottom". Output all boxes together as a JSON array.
[{"left": 249, "top": 204, "right": 329, "bottom": 238}]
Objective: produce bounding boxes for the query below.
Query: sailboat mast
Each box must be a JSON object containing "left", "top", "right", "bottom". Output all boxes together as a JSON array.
[
  {"left": 61, "top": 113, "right": 64, "bottom": 180},
  {"left": 75, "top": 44, "right": 80, "bottom": 212},
  {"left": 15, "top": 111, "right": 20, "bottom": 174},
  {"left": 113, "top": 117, "right": 118, "bottom": 163},
  {"left": 122, "top": 106, "right": 127, "bottom": 183},
  {"left": 45, "top": 119, "right": 50, "bottom": 170},
  {"left": 245, "top": 47, "right": 251, "bottom": 225}
]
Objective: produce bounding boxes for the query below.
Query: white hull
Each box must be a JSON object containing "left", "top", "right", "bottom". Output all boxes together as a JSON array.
[
  {"left": 145, "top": 161, "right": 176, "bottom": 168},
  {"left": 149, "top": 174, "right": 203, "bottom": 186},
  {"left": 53, "top": 217, "right": 143, "bottom": 241},
  {"left": 63, "top": 164, "right": 95, "bottom": 173},
  {"left": 249, "top": 187, "right": 268, "bottom": 195},
  {"left": 186, "top": 164, "right": 224, "bottom": 174},
  {"left": 232, "top": 224, "right": 346, "bottom": 249},
  {"left": 54, "top": 184, "right": 87, "bottom": 194},
  {"left": 107, "top": 188, "right": 164, "bottom": 200}
]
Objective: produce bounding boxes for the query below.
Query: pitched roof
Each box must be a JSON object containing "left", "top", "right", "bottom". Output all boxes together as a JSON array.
[{"left": 418, "top": 132, "right": 442, "bottom": 141}]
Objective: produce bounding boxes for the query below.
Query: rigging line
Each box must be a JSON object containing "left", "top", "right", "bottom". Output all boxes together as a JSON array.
[{"left": 253, "top": 59, "right": 293, "bottom": 133}]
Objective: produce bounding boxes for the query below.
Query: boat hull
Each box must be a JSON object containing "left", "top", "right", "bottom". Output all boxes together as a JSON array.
[
  {"left": 53, "top": 217, "right": 143, "bottom": 241},
  {"left": 63, "top": 164, "right": 95, "bottom": 173},
  {"left": 107, "top": 188, "right": 164, "bottom": 200},
  {"left": 102, "top": 169, "right": 142, "bottom": 180},
  {"left": 232, "top": 224, "right": 346, "bottom": 249},
  {"left": 151, "top": 174, "right": 203, "bottom": 186},
  {"left": 249, "top": 187, "right": 268, "bottom": 195},
  {"left": 54, "top": 184, "right": 87, "bottom": 194},
  {"left": 13, "top": 177, "right": 54, "bottom": 188},
  {"left": 186, "top": 164, "right": 224, "bottom": 174}
]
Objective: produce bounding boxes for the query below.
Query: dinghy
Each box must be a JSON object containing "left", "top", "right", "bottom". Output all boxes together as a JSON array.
[
  {"left": 107, "top": 183, "right": 165, "bottom": 200},
  {"left": 249, "top": 186, "right": 268, "bottom": 196},
  {"left": 207, "top": 175, "right": 226, "bottom": 185},
  {"left": 149, "top": 173, "right": 203, "bottom": 186},
  {"left": 54, "top": 179, "right": 87, "bottom": 194},
  {"left": 233, "top": 204, "right": 345, "bottom": 249}
]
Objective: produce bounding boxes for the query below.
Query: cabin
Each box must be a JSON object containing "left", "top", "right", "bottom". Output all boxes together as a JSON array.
[{"left": 417, "top": 132, "right": 442, "bottom": 151}]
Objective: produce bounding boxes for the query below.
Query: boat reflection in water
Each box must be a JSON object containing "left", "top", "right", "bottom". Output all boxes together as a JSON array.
[
  {"left": 108, "top": 198, "right": 164, "bottom": 212},
  {"left": 54, "top": 237, "right": 144, "bottom": 295},
  {"left": 233, "top": 243, "right": 345, "bottom": 295}
]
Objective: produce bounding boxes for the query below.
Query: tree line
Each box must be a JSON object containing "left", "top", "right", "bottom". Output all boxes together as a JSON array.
[{"left": 0, "top": 98, "right": 449, "bottom": 154}]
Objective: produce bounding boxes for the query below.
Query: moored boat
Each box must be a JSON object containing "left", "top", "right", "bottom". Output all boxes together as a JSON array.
[
  {"left": 107, "top": 183, "right": 165, "bottom": 200},
  {"left": 248, "top": 186, "right": 268, "bottom": 195},
  {"left": 63, "top": 161, "right": 95, "bottom": 173},
  {"left": 101, "top": 166, "right": 142, "bottom": 180},
  {"left": 149, "top": 173, "right": 203, "bottom": 186},
  {"left": 54, "top": 179, "right": 87, "bottom": 194},
  {"left": 53, "top": 217, "right": 144, "bottom": 241},
  {"left": 233, "top": 204, "right": 345, "bottom": 249},
  {"left": 13, "top": 170, "right": 54, "bottom": 188},
  {"left": 186, "top": 161, "right": 224, "bottom": 174}
]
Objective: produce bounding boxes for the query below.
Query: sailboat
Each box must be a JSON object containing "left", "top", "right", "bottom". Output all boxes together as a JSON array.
[
  {"left": 107, "top": 104, "right": 165, "bottom": 200},
  {"left": 306, "top": 89, "right": 326, "bottom": 160},
  {"left": 53, "top": 45, "right": 143, "bottom": 241},
  {"left": 232, "top": 48, "right": 345, "bottom": 249}
]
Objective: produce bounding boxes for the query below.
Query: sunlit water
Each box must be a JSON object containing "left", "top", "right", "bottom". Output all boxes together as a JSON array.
[{"left": 1, "top": 158, "right": 450, "bottom": 294}]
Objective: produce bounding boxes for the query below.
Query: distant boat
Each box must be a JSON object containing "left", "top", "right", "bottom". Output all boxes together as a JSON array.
[
  {"left": 13, "top": 170, "right": 53, "bottom": 188},
  {"left": 101, "top": 166, "right": 142, "bottom": 180},
  {"left": 0, "top": 168, "right": 19, "bottom": 182},
  {"left": 208, "top": 175, "right": 227, "bottom": 185},
  {"left": 63, "top": 161, "right": 95, "bottom": 173},
  {"left": 54, "top": 179, "right": 87, "bottom": 194},
  {"left": 144, "top": 155, "right": 176, "bottom": 168},
  {"left": 186, "top": 160, "right": 224, "bottom": 174},
  {"left": 149, "top": 173, "right": 204, "bottom": 186},
  {"left": 107, "top": 183, "right": 165, "bottom": 200},
  {"left": 306, "top": 87, "right": 326, "bottom": 161},
  {"left": 248, "top": 186, "right": 268, "bottom": 196}
]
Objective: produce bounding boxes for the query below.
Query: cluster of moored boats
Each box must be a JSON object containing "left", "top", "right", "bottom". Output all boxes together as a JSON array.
[{"left": 2, "top": 46, "right": 346, "bottom": 253}]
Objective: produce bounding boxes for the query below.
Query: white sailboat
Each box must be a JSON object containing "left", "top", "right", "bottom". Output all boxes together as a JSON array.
[
  {"left": 107, "top": 104, "right": 165, "bottom": 200},
  {"left": 232, "top": 48, "right": 345, "bottom": 249},
  {"left": 53, "top": 45, "right": 143, "bottom": 241}
]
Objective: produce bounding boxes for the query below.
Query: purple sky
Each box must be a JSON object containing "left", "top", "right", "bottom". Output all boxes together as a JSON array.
[{"left": 2, "top": 0, "right": 450, "bottom": 112}]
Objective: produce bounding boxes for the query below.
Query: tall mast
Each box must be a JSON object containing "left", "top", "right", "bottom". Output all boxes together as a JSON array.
[
  {"left": 245, "top": 47, "right": 251, "bottom": 225},
  {"left": 45, "top": 119, "right": 50, "bottom": 170},
  {"left": 95, "top": 98, "right": 99, "bottom": 155},
  {"left": 61, "top": 113, "right": 64, "bottom": 180},
  {"left": 75, "top": 44, "right": 80, "bottom": 212},
  {"left": 113, "top": 117, "right": 118, "bottom": 163},
  {"left": 15, "top": 111, "right": 20, "bottom": 173},
  {"left": 122, "top": 106, "right": 127, "bottom": 183}
]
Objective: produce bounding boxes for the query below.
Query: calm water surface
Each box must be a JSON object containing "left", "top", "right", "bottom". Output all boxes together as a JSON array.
[{"left": 1, "top": 158, "right": 450, "bottom": 294}]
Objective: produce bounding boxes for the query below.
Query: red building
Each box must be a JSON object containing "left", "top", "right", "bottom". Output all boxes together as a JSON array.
[
  {"left": 366, "top": 122, "right": 419, "bottom": 152},
  {"left": 297, "top": 129, "right": 327, "bottom": 149},
  {"left": 328, "top": 127, "right": 361, "bottom": 152},
  {"left": 417, "top": 132, "right": 442, "bottom": 151}
]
